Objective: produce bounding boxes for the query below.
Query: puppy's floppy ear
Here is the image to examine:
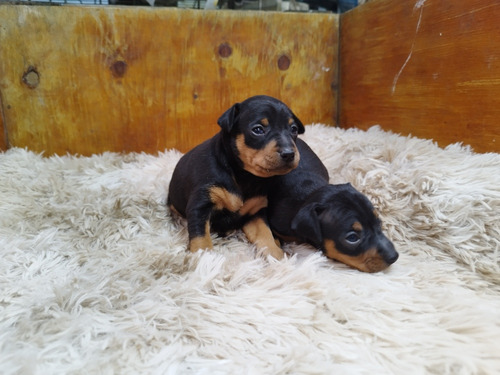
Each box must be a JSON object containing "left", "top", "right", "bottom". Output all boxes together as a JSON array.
[
  {"left": 217, "top": 103, "right": 240, "bottom": 133},
  {"left": 291, "top": 202, "right": 325, "bottom": 246},
  {"left": 292, "top": 113, "right": 305, "bottom": 134}
]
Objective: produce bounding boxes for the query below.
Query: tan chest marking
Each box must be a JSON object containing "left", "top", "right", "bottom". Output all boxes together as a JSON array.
[
  {"left": 239, "top": 195, "right": 268, "bottom": 216},
  {"left": 209, "top": 186, "right": 243, "bottom": 212},
  {"left": 209, "top": 186, "right": 267, "bottom": 215}
]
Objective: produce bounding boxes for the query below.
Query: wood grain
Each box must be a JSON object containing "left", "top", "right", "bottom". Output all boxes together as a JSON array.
[
  {"left": 340, "top": 0, "right": 500, "bottom": 153},
  {"left": 0, "top": 102, "right": 5, "bottom": 150},
  {"left": 0, "top": 5, "right": 338, "bottom": 155}
]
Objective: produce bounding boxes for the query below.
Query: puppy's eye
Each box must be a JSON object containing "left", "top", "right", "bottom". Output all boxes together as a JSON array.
[
  {"left": 290, "top": 124, "right": 299, "bottom": 135},
  {"left": 345, "top": 231, "right": 361, "bottom": 245},
  {"left": 251, "top": 125, "right": 265, "bottom": 135}
]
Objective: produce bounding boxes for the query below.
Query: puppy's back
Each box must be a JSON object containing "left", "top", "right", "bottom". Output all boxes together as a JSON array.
[{"left": 168, "top": 134, "right": 224, "bottom": 216}]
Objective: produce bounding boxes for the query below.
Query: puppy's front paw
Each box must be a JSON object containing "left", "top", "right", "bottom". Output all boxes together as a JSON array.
[
  {"left": 259, "top": 245, "right": 285, "bottom": 260},
  {"left": 189, "top": 236, "right": 213, "bottom": 252}
]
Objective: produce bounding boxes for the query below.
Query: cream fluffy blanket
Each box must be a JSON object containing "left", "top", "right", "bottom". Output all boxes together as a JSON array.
[{"left": 1, "top": 125, "right": 499, "bottom": 374}]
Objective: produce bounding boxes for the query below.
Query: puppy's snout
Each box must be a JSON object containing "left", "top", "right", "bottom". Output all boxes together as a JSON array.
[
  {"left": 280, "top": 148, "right": 295, "bottom": 162},
  {"left": 378, "top": 236, "right": 399, "bottom": 265},
  {"left": 385, "top": 250, "right": 399, "bottom": 265}
]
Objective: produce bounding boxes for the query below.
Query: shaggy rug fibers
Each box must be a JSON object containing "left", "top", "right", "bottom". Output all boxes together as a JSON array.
[{"left": 1, "top": 125, "right": 499, "bottom": 374}]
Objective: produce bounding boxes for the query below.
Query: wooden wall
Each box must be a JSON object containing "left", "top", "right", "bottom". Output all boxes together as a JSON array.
[
  {"left": 0, "top": 102, "right": 5, "bottom": 151},
  {"left": 2, "top": 1, "right": 500, "bottom": 155},
  {"left": 0, "top": 5, "right": 338, "bottom": 155},
  {"left": 340, "top": 0, "right": 500, "bottom": 153}
]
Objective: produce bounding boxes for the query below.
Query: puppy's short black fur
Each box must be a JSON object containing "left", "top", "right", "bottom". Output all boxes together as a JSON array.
[
  {"left": 268, "top": 139, "right": 399, "bottom": 272},
  {"left": 168, "top": 95, "right": 304, "bottom": 259}
]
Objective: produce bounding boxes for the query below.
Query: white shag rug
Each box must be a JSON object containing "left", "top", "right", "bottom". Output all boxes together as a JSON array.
[{"left": 1, "top": 125, "right": 499, "bottom": 375}]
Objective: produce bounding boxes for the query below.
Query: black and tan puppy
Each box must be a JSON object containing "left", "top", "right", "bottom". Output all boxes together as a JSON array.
[
  {"left": 268, "top": 139, "right": 399, "bottom": 272},
  {"left": 168, "top": 95, "right": 304, "bottom": 259}
]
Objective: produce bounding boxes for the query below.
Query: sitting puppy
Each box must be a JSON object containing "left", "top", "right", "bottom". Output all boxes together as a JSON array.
[
  {"left": 168, "top": 95, "right": 304, "bottom": 259},
  {"left": 268, "top": 139, "right": 399, "bottom": 272}
]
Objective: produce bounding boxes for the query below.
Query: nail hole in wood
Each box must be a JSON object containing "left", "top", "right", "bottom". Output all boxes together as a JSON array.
[
  {"left": 218, "top": 43, "right": 232, "bottom": 58},
  {"left": 278, "top": 55, "right": 291, "bottom": 71},
  {"left": 22, "top": 67, "right": 40, "bottom": 89}
]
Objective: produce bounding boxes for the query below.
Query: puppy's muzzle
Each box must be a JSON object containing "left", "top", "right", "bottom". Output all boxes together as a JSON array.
[
  {"left": 279, "top": 148, "right": 296, "bottom": 163},
  {"left": 378, "top": 236, "right": 399, "bottom": 265}
]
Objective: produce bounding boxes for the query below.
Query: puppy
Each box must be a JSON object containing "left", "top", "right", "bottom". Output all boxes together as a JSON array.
[
  {"left": 168, "top": 95, "right": 304, "bottom": 259},
  {"left": 268, "top": 139, "right": 399, "bottom": 272}
]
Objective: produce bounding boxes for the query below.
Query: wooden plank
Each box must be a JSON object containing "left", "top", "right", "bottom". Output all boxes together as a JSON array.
[
  {"left": 0, "top": 5, "right": 338, "bottom": 155},
  {"left": 339, "top": 0, "right": 500, "bottom": 153},
  {"left": 0, "top": 97, "right": 5, "bottom": 151}
]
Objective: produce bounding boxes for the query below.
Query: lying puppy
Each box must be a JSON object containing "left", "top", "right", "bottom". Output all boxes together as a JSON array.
[
  {"left": 268, "top": 139, "right": 399, "bottom": 272},
  {"left": 168, "top": 95, "right": 304, "bottom": 259}
]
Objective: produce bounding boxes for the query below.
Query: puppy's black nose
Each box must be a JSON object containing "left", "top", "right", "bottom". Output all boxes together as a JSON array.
[
  {"left": 280, "top": 149, "right": 295, "bottom": 162},
  {"left": 378, "top": 236, "right": 399, "bottom": 265},
  {"left": 386, "top": 251, "right": 399, "bottom": 265}
]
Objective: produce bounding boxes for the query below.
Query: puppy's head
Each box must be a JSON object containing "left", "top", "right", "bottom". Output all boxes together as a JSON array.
[
  {"left": 291, "top": 183, "right": 399, "bottom": 273},
  {"left": 217, "top": 95, "right": 304, "bottom": 178}
]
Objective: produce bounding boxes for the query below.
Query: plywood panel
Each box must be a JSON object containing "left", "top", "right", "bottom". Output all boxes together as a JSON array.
[
  {"left": 0, "top": 5, "right": 338, "bottom": 155},
  {"left": 0, "top": 102, "right": 5, "bottom": 151},
  {"left": 340, "top": 0, "right": 500, "bottom": 153}
]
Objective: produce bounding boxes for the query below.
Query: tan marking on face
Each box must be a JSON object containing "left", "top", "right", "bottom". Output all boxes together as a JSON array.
[
  {"left": 239, "top": 196, "right": 268, "bottom": 216},
  {"left": 288, "top": 118, "right": 294, "bottom": 125},
  {"left": 235, "top": 134, "right": 299, "bottom": 178},
  {"left": 352, "top": 221, "right": 363, "bottom": 232},
  {"left": 209, "top": 186, "right": 243, "bottom": 212},
  {"left": 243, "top": 217, "right": 284, "bottom": 259},
  {"left": 323, "top": 239, "right": 389, "bottom": 273},
  {"left": 261, "top": 118, "right": 269, "bottom": 126},
  {"left": 189, "top": 221, "right": 212, "bottom": 252}
]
